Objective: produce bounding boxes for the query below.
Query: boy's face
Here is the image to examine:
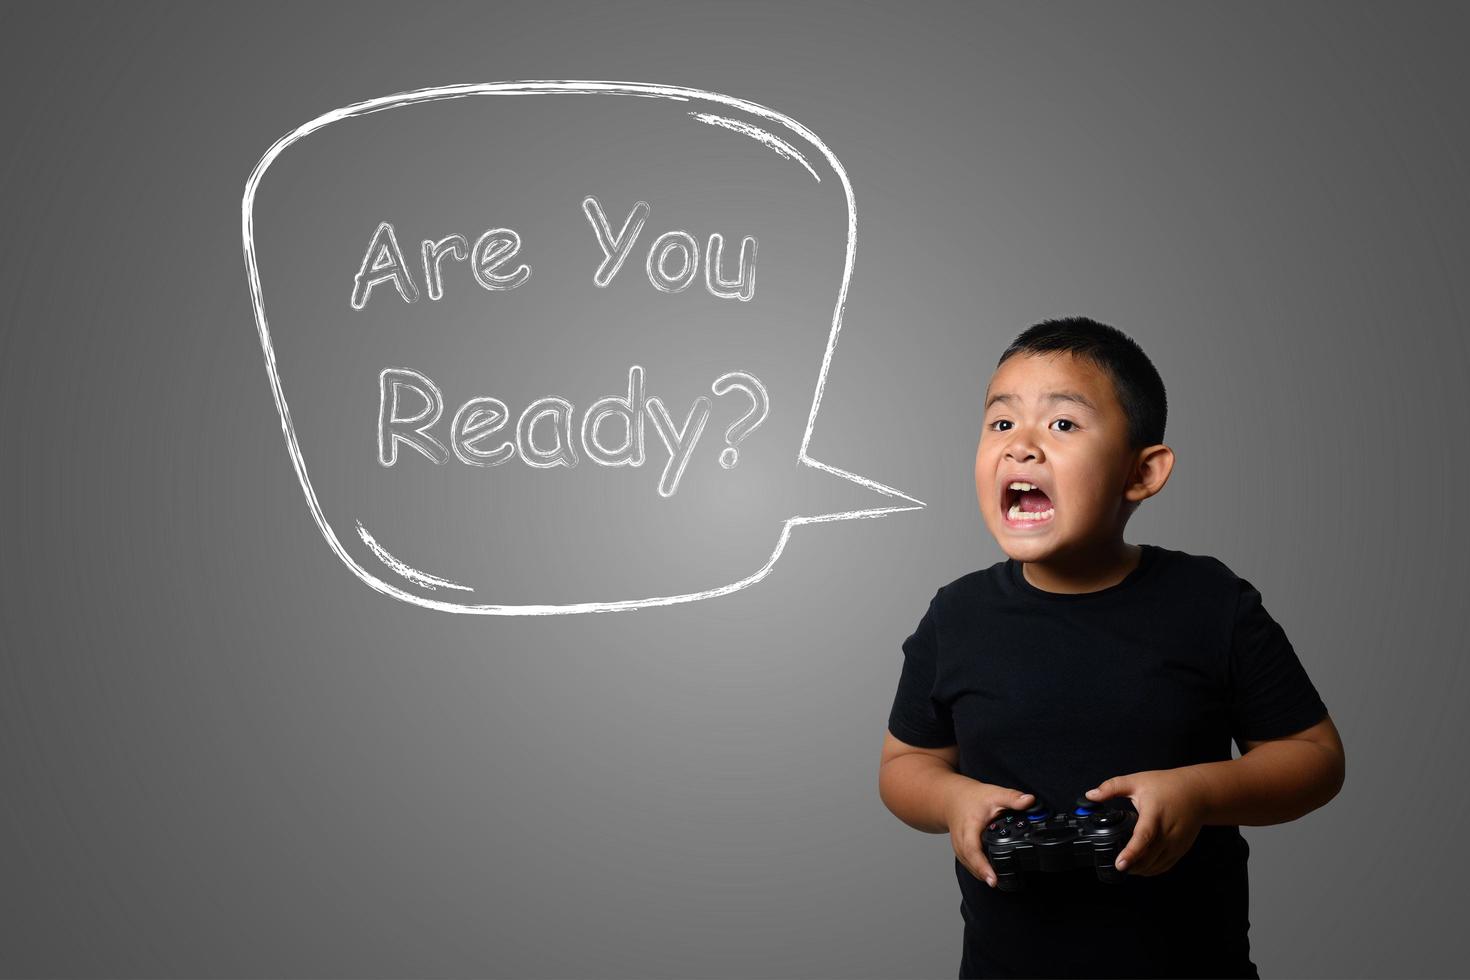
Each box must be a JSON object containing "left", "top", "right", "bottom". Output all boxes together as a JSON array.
[{"left": 975, "top": 351, "right": 1143, "bottom": 562}]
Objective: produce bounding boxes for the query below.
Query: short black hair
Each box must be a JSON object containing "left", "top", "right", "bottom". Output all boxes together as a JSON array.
[{"left": 994, "top": 316, "right": 1167, "bottom": 452}]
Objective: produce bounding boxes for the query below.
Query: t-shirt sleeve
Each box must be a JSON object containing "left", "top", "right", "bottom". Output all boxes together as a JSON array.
[
  {"left": 1228, "top": 577, "right": 1329, "bottom": 748},
  {"left": 886, "top": 591, "right": 957, "bottom": 748}
]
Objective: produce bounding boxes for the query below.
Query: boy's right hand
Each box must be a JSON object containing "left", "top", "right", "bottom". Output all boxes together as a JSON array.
[{"left": 944, "top": 781, "right": 1035, "bottom": 888}]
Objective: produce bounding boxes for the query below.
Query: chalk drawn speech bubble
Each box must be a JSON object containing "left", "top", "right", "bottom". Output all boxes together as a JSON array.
[{"left": 242, "top": 81, "right": 924, "bottom": 614}]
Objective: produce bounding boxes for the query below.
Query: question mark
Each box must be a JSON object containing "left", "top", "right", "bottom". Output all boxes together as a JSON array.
[{"left": 711, "top": 371, "right": 770, "bottom": 469}]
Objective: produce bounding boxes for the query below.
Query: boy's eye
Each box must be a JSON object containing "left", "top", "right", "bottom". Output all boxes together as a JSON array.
[{"left": 987, "top": 419, "right": 1078, "bottom": 432}]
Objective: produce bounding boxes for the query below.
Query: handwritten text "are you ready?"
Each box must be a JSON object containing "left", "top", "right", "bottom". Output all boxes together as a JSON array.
[{"left": 354, "top": 195, "right": 769, "bottom": 497}]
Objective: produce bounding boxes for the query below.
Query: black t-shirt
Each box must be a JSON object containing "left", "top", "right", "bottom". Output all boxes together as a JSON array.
[{"left": 887, "top": 543, "right": 1328, "bottom": 979}]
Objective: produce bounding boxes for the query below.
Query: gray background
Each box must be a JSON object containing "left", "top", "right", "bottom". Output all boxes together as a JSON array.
[{"left": 2, "top": 1, "right": 1465, "bottom": 976}]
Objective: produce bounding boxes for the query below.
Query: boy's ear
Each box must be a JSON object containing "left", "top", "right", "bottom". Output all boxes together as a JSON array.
[{"left": 1127, "top": 444, "right": 1175, "bottom": 503}]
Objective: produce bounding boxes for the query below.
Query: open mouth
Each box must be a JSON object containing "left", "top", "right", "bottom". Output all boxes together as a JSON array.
[{"left": 1002, "top": 483, "right": 1056, "bottom": 524}]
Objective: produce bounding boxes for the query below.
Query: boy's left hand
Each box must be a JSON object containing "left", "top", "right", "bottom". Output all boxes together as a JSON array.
[{"left": 1084, "top": 768, "right": 1206, "bottom": 877}]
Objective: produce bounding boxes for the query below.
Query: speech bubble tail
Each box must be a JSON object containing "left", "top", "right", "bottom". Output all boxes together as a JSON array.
[{"left": 785, "top": 454, "right": 926, "bottom": 524}]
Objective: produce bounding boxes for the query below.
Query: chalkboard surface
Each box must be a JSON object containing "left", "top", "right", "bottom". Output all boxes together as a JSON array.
[{"left": 2, "top": 3, "right": 1466, "bottom": 977}]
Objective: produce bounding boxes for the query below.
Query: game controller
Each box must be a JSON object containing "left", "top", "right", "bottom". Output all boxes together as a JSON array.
[{"left": 981, "top": 795, "right": 1138, "bottom": 892}]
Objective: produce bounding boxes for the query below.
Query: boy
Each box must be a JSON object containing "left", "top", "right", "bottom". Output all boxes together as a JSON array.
[{"left": 879, "top": 317, "right": 1345, "bottom": 979}]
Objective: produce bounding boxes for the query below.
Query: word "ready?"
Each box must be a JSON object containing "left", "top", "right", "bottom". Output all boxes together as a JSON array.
[{"left": 378, "top": 365, "right": 770, "bottom": 498}]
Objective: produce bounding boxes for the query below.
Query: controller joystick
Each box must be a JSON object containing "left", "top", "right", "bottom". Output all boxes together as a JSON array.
[{"left": 982, "top": 793, "right": 1137, "bottom": 892}]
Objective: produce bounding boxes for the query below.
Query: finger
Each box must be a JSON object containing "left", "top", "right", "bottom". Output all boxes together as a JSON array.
[
  {"left": 976, "top": 817, "right": 1009, "bottom": 887},
  {"left": 1135, "top": 835, "right": 1182, "bottom": 876},
  {"left": 955, "top": 819, "right": 995, "bottom": 886},
  {"left": 1133, "top": 815, "right": 1184, "bottom": 875},
  {"left": 974, "top": 832, "right": 998, "bottom": 887},
  {"left": 1127, "top": 835, "right": 1155, "bottom": 875},
  {"left": 969, "top": 849, "right": 996, "bottom": 887},
  {"left": 1117, "top": 816, "right": 1156, "bottom": 871},
  {"left": 975, "top": 803, "right": 1027, "bottom": 886},
  {"left": 1133, "top": 846, "right": 1174, "bottom": 877}
]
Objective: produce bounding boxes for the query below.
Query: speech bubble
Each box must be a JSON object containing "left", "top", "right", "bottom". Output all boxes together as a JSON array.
[{"left": 242, "top": 81, "right": 923, "bottom": 614}]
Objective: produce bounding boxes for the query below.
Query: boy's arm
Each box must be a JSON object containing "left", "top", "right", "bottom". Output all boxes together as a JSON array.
[
  {"left": 878, "top": 731, "right": 966, "bottom": 835},
  {"left": 1182, "top": 714, "right": 1346, "bottom": 827}
]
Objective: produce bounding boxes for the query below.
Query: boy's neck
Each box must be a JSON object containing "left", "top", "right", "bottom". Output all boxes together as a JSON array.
[{"left": 1019, "top": 541, "right": 1143, "bottom": 595}]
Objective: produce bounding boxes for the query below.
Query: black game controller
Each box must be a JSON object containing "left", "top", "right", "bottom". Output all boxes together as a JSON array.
[{"left": 981, "top": 795, "right": 1138, "bottom": 892}]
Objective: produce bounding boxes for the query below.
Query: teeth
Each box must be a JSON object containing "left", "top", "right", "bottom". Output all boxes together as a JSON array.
[
  {"left": 1008, "top": 481, "right": 1039, "bottom": 491},
  {"left": 1007, "top": 503, "right": 1055, "bottom": 522}
]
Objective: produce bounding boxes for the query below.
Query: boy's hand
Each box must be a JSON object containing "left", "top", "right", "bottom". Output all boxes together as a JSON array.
[
  {"left": 1084, "top": 768, "right": 1206, "bottom": 877},
  {"left": 943, "top": 781, "right": 1037, "bottom": 888}
]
